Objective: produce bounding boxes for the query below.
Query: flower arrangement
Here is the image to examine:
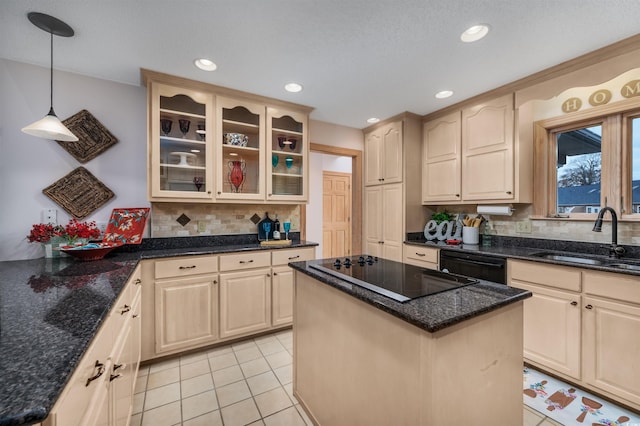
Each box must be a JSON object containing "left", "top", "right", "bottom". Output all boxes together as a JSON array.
[{"left": 27, "top": 219, "right": 101, "bottom": 245}]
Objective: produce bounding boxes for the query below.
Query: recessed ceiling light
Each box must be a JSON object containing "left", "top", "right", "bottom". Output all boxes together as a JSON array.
[
  {"left": 194, "top": 58, "right": 217, "bottom": 71},
  {"left": 435, "top": 90, "right": 454, "bottom": 99},
  {"left": 460, "top": 24, "right": 490, "bottom": 43},
  {"left": 284, "top": 82, "right": 303, "bottom": 93},
  {"left": 367, "top": 117, "right": 380, "bottom": 124}
]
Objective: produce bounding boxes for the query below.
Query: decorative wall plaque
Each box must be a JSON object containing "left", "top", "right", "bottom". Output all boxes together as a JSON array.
[
  {"left": 56, "top": 109, "right": 118, "bottom": 163},
  {"left": 43, "top": 167, "right": 115, "bottom": 219}
]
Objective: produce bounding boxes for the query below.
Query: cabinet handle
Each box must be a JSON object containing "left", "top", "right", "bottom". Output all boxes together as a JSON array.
[
  {"left": 113, "top": 363, "right": 124, "bottom": 371},
  {"left": 585, "top": 304, "right": 593, "bottom": 310},
  {"left": 288, "top": 255, "right": 300, "bottom": 260},
  {"left": 268, "top": 194, "right": 272, "bottom": 197},
  {"left": 120, "top": 305, "right": 131, "bottom": 315},
  {"left": 179, "top": 265, "right": 197, "bottom": 270},
  {"left": 239, "top": 260, "right": 254, "bottom": 264},
  {"left": 110, "top": 373, "right": 121, "bottom": 382},
  {"left": 416, "top": 252, "right": 426, "bottom": 257},
  {"left": 570, "top": 301, "right": 578, "bottom": 306},
  {"left": 267, "top": 273, "right": 271, "bottom": 277},
  {"left": 506, "top": 191, "right": 512, "bottom": 195},
  {"left": 132, "top": 313, "right": 139, "bottom": 318},
  {"left": 134, "top": 278, "right": 141, "bottom": 285},
  {"left": 86, "top": 361, "right": 105, "bottom": 386},
  {"left": 273, "top": 272, "right": 278, "bottom": 276},
  {"left": 207, "top": 191, "right": 212, "bottom": 194},
  {"left": 455, "top": 194, "right": 460, "bottom": 198},
  {"left": 217, "top": 191, "right": 221, "bottom": 195},
  {"left": 213, "top": 280, "right": 218, "bottom": 284}
]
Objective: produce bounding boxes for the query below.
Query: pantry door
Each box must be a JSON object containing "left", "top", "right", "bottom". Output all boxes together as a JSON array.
[{"left": 322, "top": 172, "right": 352, "bottom": 258}]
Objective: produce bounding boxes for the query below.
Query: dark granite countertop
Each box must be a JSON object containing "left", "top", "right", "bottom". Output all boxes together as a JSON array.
[
  {"left": 404, "top": 235, "right": 640, "bottom": 277},
  {"left": 290, "top": 258, "right": 531, "bottom": 333},
  {"left": 0, "top": 235, "right": 317, "bottom": 426}
]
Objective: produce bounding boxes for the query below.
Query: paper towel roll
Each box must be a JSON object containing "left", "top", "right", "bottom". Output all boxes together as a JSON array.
[{"left": 477, "top": 205, "right": 514, "bottom": 216}]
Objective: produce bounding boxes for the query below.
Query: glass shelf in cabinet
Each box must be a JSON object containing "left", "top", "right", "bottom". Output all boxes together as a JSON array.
[
  {"left": 271, "top": 128, "right": 303, "bottom": 136},
  {"left": 161, "top": 136, "right": 206, "bottom": 145},
  {"left": 222, "top": 119, "right": 260, "bottom": 130},
  {"left": 159, "top": 108, "right": 206, "bottom": 120},
  {"left": 161, "top": 163, "right": 206, "bottom": 170}
]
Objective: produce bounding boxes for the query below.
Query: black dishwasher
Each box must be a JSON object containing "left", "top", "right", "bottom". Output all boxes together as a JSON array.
[{"left": 439, "top": 250, "right": 507, "bottom": 284}]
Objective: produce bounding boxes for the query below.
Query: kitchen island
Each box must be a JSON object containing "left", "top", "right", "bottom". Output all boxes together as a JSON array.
[{"left": 290, "top": 257, "right": 531, "bottom": 426}]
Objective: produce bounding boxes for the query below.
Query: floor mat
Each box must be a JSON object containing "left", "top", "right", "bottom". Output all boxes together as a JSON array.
[{"left": 523, "top": 367, "right": 640, "bottom": 425}]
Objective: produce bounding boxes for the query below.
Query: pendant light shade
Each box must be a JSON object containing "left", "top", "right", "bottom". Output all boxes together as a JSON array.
[{"left": 21, "top": 12, "right": 78, "bottom": 142}]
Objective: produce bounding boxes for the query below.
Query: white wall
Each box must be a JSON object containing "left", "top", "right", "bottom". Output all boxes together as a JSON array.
[
  {"left": 0, "top": 59, "right": 148, "bottom": 261},
  {"left": 307, "top": 154, "right": 353, "bottom": 257}
]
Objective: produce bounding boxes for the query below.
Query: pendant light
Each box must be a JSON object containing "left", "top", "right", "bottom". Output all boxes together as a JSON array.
[{"left": 21, "top": 12, "right": 78, "bottom": 142}]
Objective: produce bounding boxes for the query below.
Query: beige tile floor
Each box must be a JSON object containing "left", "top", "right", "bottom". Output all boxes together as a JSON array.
[{"left": 131, "top": 329, "right": 565, "bottom": 426}]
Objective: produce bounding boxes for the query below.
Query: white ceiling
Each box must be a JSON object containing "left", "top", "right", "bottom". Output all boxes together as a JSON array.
[{"left": 2, "top": 0, "right": 639, "bottom": 129}]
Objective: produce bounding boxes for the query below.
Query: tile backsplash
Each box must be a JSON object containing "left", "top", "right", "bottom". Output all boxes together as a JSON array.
[{"left": 151, "top": 203, "right": 300, "bottom": 238}]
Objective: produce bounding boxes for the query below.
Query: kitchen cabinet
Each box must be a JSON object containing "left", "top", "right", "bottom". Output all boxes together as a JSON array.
[
  {"left": 582, "top": 270, "right": 640, "bottom": 408},
  {"left": 143, "top": 69, "right": 312, "bottom": 204},
  {"left": 43, "top": 267, "right": 141, "bottom": 426},
  {"left": 509, "top": 260, "right": 640, "bottom": 411},
  {"left": 153, "top": 255, "right": 219, "bottom": 355},
  {"left": 365, "top": 183, "right": 403, "bottom": 261},
  {"left": 147, "top": 81, "right": 215, "bottom": 200},
  {"left": 402, "top": 244, "right": 439, "bottom": 270},
  {"left": 422, "top": 111, "right": 462, "bottom": 203},
  {"left": 219, "top": 251, "right": 272, "bottom": 338},
  {"left": 422, "top": 94, "right": 528, "bottom": 204},
  {"left": 364, "top": 121, "right": 403, "bottom": 186},
  {"left": 271, "top": 247, "right": 316, "bottom": 326},
  {"left": 267, "top": 107, "right": 309, "bottom": 202}
]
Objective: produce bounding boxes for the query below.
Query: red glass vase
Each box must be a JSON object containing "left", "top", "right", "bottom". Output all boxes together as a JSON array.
[{"left": 228, "top": 160, "right": 246, "bottom": 193}]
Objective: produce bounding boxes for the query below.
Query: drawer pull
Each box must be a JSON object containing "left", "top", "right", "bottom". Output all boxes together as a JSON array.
[
  {"left": 585, "top": 304, "right": 593, "bottom": 310},
  {"left": 120, "top": 305, "right": 131, "bottom": 315},
  {"left": 113, "top": 363, "right": 123, "bottom": 371},
  {"left": 86, "top": 361, "right": 105, "bottom": 386},
  {"left": 110, "top": 373, "right": 121, "bottom": 382},
  {"left": 570, "top": 301, "right": 578, "bottom": 306},
  {"left": 132, "top": 313, "right": 139, "bottom": 318},
  {"left": 288, "top": 255, "right": 300, "bottom": 260},
  {"left": 239, "top": 260, "right": 254, "bottom": 264},
  {"left": 179, "top": 265, "right": 197, "bottom": 270},
  {"left": 134, "top": 278, "right": 141, "bottom": 285},
  {"left": 416, "top": 252, "right": 426, "bottom": 257}
]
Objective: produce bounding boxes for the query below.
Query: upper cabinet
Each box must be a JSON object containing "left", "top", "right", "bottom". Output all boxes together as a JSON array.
[
  {"left": 148, "top": 82, "right": 215, "bottom": 200},
  {"left": 422, "top": 93, "right": 530, "bottom": 204},
  {"left": 365, "top": 121, "right": 403, "bottom": 186},
  {"left": 143, "top": 70, "right": 312, "bottom": 203}
]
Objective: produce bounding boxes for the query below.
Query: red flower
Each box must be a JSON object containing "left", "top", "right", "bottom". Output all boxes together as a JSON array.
[
  {"left": 27, "top": 223, "right": 64, "bottom": 243},
  {"left": 63, "top": 219, "right": 101, "bottom": 243}
]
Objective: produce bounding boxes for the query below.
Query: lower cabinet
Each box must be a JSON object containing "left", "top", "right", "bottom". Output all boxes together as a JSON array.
[
  {"left": 509, "top": 260, "right": 640, "bottom": 410},
  {"left": 219, "top": 268, "right": 271, "bottom": 338},
  {"left": 402, "top": 244, "right": 439, "bottom": 270},
  {"left": 271, "top": 265, "right": 294, "bottom": 327},
  {"left": 44, "top": 266, "right": 142, "bottom": 426}
]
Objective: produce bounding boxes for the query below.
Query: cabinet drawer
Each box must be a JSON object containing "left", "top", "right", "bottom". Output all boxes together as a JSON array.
[
  {"left": 272, "top": 247, "right": 315, "bottom": 266},
  {"left": 509, "top": 259, "right": 581, "bottom": 292},
  {"left": 582, "top": 270, "right": 640, "bottom": 305},
  {"left": 404, "top": 245, "right": 439, "bottom": 264},
  {"left": 220, "top": 251, "right": 271, "bottom": 271},
  {"left": 155, "top": 255, "right": 218, "bottom": 279}
]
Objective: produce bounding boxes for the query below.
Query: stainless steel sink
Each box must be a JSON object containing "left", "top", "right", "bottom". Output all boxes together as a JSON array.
[
  {"left": 529, "top": 252, "right": 607, "bottom": 266},
  {"left": 608, "top": 263, "right": 640, "bottom": 271}
]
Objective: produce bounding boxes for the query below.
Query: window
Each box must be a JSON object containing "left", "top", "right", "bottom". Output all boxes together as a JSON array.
[{"left": 534, "top": 98, "right": 640, "bottom": 220}]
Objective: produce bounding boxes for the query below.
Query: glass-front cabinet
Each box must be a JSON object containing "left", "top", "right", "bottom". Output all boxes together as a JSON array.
[
  {"left": 216, "top": 97, "right": 265, "bottom": 201},
  {"left": 267, "top": 108, "right": 308, "bottom": 202},
  {"left": 149, "top": 82, "right": 214, "bottom": 199}
]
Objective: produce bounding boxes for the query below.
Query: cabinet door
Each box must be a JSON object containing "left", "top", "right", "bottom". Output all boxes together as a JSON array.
[
  {"left": 364, "top": 129, "right": 382, "bottom": 186},
  {"left": 510, "top": 281, "right": 581, "bottom": 379},
  {"left": 422, "top": 112, "right": 462, "bottom": 203},
  {"left": 583, "top": 296, "right": 640, "bottom": 406},
  {"left": 155, "top": 276, "right": 219, "bottom": 354},
  {"left": 219, "top": 268, "right": 271, "bottom": 338},
  {"left": 381, "top": 122, "right": 403, "bottom": 184},
  {"left": 381, "top": 183, "right": 403, "bottom": 261},
  {"left": 267, "top": 108, "right": 308, "bottom": 202},
  {"left": 110, "top": 316, "right": 133, "bottom": 426},
  {"left": 216, "top": 96, "right": 265, "bottom": 200},
  {"left": 461, "top": 94, "right": 514, "bottom": 201},
  {"left": 272, "top": 265, "right": 294, "bottom": 326},
  {"left": 364, "top": 186, "right": 383, "bottom": 257},
  {"left": 149, "top": 82, "right": 215, "bottom": 200}
]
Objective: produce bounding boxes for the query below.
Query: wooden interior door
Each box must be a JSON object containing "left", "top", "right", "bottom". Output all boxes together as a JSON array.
[{"left": 323, "top": 172, "right": 352, "bottom": 258}]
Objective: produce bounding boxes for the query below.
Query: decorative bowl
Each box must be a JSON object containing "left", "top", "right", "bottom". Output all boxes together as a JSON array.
[
  {"left": 60, "top": 242, "right": 123, "bottom": 261},
  {"left": 223, "top": 132, "right": 248, "bottom": 147}
]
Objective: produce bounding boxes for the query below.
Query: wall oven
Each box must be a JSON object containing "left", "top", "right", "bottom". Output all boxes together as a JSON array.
[{"left": 439, "top": 250, "right": 507, "bottom": 284}]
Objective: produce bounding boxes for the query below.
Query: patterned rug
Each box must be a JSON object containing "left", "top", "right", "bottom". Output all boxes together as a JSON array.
[{"left": 523, "top": 367, "right": 640, "bottom": 425}]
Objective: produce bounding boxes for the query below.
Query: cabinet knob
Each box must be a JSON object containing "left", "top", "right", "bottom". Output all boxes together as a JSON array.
[
  {"left": 585, "top": 304, "right": 593, "bottom": 310},
  {"left": 86, "top": 360, "right": 105, "bottom": 387},
  {"left": 267, "top": 273, "right": 271, "bottom": 277},
  {"left": 506, "top": 191, "right": 512, "bottom": 195},
  {"left": 207, "top": 191, "right": 212, "bottom": 194},
  {"left": 217, "top": 191, "right": 221, "bottom": 195},
  {"left": 273, "top": 272, "right": 278, "bottom": 276},
  {"left": 455, "top": 194, "right": 460, "bottom": 198},
  {"left": 570, "top": 301, "right": 578, "bottom": 306},
  {"left": 213, "top": 280, "right": 218, "bottom": 284},
  {"left": 268, "top": 194, "right": 272, "bottom": 197}
]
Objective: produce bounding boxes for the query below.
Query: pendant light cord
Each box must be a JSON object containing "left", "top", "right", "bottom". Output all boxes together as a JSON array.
[{"left": 48, "top": 31, "right": 55, "bottom": 115}]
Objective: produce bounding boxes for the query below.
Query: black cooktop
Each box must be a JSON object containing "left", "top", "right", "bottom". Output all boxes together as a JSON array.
[{"left": 308, "top": 256, "right": 478, "bottom": 303}]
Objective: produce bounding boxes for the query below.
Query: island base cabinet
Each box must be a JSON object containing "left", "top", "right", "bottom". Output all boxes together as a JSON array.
[
  {"left": 293, "top": 272, "right": 523, "bottom": 426},
  {"left": 582, "top": 296, "right": 640, "bottom": 407}
]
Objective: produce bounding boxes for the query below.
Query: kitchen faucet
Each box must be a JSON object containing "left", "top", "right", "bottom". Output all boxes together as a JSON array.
[{"left": 592, "top": 206, "right": 625, "bottom": 258}]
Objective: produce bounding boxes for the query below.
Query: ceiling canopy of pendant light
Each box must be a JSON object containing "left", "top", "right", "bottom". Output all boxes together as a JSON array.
[{"left": 21, "top": 12, "right": 78, "bottom": 142}]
